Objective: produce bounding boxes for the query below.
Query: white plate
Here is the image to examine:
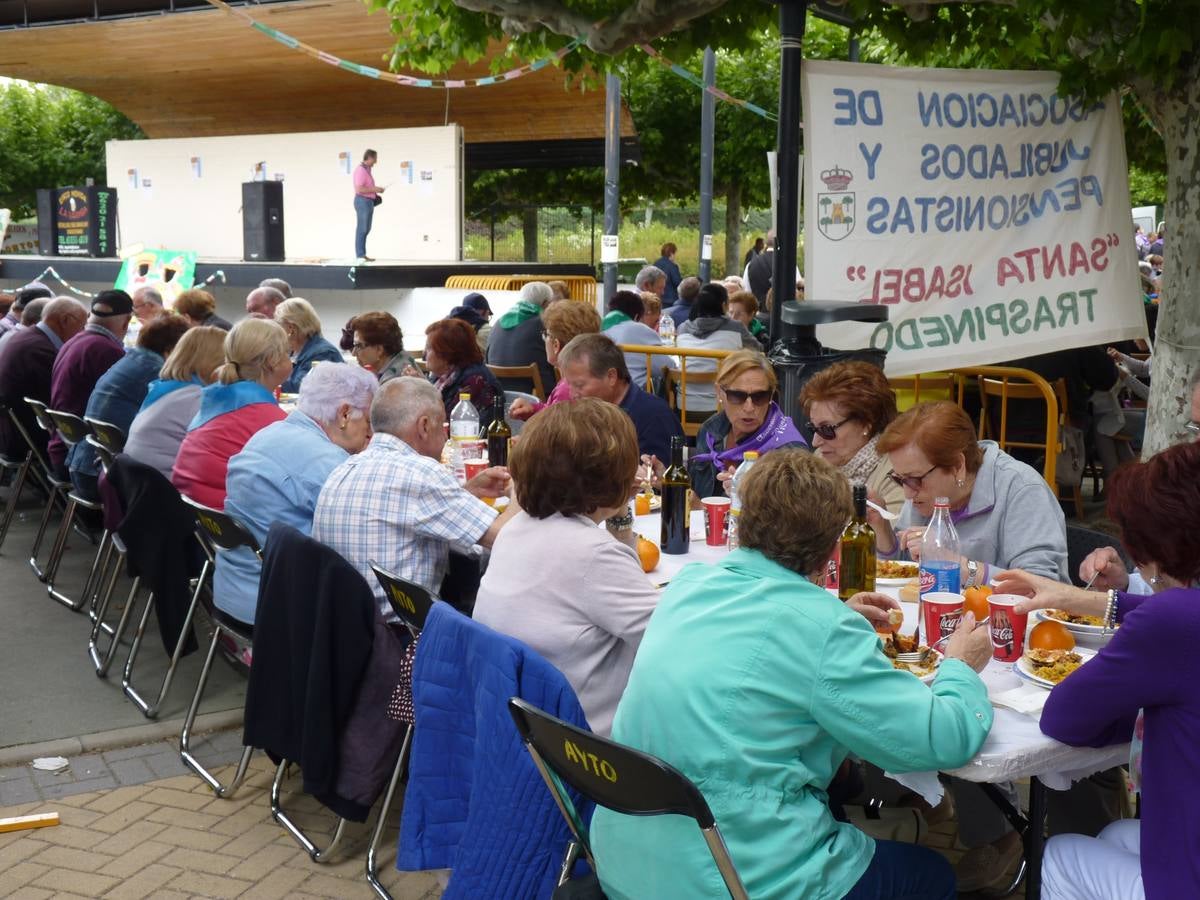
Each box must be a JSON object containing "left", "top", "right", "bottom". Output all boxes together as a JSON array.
[
  {"left": 892, "top": 649, "right": 943, "bottom": 684},
  {"left": 1033, "top": 608, "right": 1111, "bottom": 636},
  {"left": 1013, "top": 647, "right": 1096, "bottom": 690},
  {"left": 877, "top": 576, "right": 919, "bottom": 587}
]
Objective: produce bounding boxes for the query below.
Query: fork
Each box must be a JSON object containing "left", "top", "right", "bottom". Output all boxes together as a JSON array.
[
  {"left": 866, "top": 499, "right": 898, "bottom": 521},
  {"left": 894, "top": 633, "right": 952, "bottom": 664}
]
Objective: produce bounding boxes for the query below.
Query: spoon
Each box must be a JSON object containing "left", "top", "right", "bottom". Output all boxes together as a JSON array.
[{"left": 866, "top": 499, "right": 898, "bottom": 520}]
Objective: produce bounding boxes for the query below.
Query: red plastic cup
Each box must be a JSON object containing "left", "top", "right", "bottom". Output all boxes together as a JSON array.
[
  {"left": 463, "top": 459, "right": 489, "bottom": 482},
  {"left": 988, "top": 594, "right": 1028, "bottom": 662},
  {"left": 700, "top": 497, "right": 730, "bottom": 546},
  {"left": 459, "top": 439, "right": 486, "bottom": 462},
  {"left": 922, "top": 592, "right": 964, "bottom": 645}
]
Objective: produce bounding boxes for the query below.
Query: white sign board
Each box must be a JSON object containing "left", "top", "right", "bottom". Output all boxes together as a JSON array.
[
  {"left": 802, "top": 60, "right": 1145, "bottom": 375},
  {"left": 601, "top": 234, "right": 619, "bottom": 264}
]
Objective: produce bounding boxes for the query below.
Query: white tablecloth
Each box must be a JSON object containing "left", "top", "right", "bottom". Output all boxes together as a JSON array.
[
  {"left": 633, "top": 510, "right": 729, "bottom": 585},
  {"left": 629, "top": 526, "right": 1129, "bottom": 801},
  {"left": 875, "top": 592, "right": 1128, "bottom": 801}
]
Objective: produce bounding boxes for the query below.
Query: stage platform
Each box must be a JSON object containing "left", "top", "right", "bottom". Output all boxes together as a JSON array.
[{"left": 0, "top": 255, "right": 595, "bottom": 293}]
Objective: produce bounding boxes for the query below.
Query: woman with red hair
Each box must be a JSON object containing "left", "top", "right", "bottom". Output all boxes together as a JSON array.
[
  {"left": 423, "top": 317, "right": 504, "bottom": 428},
  {"left": 995, "top": 440, "right": 1200, "bottom": 899},
  {"left": 875, "top": 400, "right": 1070, "bottom": 891}
]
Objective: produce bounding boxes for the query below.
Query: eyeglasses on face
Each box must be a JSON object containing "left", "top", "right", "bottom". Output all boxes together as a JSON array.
[
  {"left": 351, "top": 342, "right": 368, "bottom": 353},
  {"left": 806, "top": 417, "right": 851, "bottom": 441},
  {"left": 721, "top": 388, "right": 772, "bottom": 407},
  {"left": 887, "top": 464, "right": 939, "bottom": 491}
]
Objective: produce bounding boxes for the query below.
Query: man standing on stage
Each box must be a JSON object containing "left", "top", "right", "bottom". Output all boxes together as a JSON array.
[{"left": 353, "top": 149, "right": 384, "bottom": 261}]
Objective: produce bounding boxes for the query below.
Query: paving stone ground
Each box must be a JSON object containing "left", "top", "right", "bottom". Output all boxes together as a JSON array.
[
  {"left": 0, "top": 735, "right": 1022, "bottom": 899},
  {"left": 0, "top": 751, "right": 442, "bottom": 899}
]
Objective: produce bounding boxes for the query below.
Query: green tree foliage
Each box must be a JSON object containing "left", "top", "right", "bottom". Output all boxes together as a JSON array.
[
  {"left": 0, "top": 83, "right": 143, "bottom": 219},
  {"left": 365, "top": 0, "right": 775, "bottom": 73},
  {"left": 467, "top": 16, "right": 851, "bottom": 272}
]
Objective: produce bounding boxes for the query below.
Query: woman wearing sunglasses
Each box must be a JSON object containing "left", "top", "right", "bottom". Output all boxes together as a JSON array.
[
  {"left": 799, "top": 361, "right": 906, "bottom": 515},
  {"left": 875, "top": 400, "right": 1075, "bottom": 893},
  {"left": 687, "top": 349, "right": 806, "bottom": 499}
]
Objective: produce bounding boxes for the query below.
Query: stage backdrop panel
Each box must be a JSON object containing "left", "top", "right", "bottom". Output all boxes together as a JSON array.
[
  {"left": 802, "top": 60, "right": 1145, "bottom": 376},
  {"left": 107, "top": 125, "right": 463, "bottom": 262}
]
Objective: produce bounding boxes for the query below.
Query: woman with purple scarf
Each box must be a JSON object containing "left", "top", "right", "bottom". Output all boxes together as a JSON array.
[{"left": 687, "top": 350, "right": 806, "bottom": 498}]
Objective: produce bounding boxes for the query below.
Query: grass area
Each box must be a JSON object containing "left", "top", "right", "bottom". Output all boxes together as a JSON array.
[{"left": 464, "top": 207, "right": 800, "bottom": 279}]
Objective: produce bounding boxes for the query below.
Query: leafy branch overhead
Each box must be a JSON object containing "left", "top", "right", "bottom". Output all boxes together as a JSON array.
[{"left": 366, "top": 0, "right": 775, "bottom": 73}]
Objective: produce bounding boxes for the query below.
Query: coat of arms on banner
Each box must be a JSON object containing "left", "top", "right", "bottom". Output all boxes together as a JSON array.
[{"left": 817, "top": 165, "right": 855, "bottom": 241}]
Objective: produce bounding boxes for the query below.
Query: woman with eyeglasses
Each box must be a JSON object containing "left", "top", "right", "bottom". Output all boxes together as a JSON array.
[
  {"left": 873, "top": 400, "right": 1068, "bottom": 582},
  {"left": 688, "top": 350, "right": 806, "bottom": 499},
  {"left": 875, "top": 399, "right": 1071, "bottom": 892},
  {"left": 346, "top": 311, "right": 417, "bottom": 382},
  {"left": 799, "top": 361, "right": 906, "bottom": 515}
]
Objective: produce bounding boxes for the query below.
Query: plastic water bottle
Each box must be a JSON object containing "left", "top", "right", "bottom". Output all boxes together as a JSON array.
[
  {"left": 658, "top": 313, "right": 676, "bottom": 345},
  {"left": 726, "top": 451, "right": 759, "bottom": 549},
  {"left": 449, "top": 392, "right": 480, "bottom": 482},
  {"left": 919, "top": 496, "right": 961, "bottom": 596}
]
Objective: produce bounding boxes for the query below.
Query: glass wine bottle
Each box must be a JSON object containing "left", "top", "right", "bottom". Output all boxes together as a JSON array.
[
  {"left": 486, "top": 395, "right": 511, "bottom": 467},
  {"left": 838, "top": 483, "right": 877, "bottom": 600},
  {"left": 660, "top": 435, "right": 690, "bottom": 555}
]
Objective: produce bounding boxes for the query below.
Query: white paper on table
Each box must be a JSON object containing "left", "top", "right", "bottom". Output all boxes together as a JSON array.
[{"left": 991, "top": 684, "right": 1049, "bottom": 716}]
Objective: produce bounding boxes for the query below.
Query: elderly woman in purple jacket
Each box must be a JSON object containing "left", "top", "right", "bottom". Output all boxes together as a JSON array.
[
  {"left": 687, "top": 349, "right": 805, "bottom": 499},
  {"left": 994, "top": 439, "right": 1200, "bottom": 900}
]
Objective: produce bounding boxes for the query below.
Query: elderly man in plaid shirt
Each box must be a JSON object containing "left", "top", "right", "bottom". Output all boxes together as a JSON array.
[{"left": 313, "top": 377, "right": 516, "bottom": 618}]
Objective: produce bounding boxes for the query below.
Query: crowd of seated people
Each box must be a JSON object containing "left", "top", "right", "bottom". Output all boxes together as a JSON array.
[{"left": 3, "top": 258, "right": 1196, "bottom": 900}]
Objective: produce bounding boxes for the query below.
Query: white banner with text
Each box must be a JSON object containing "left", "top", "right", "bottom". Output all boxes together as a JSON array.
[{"left": 802, "top": 60, "right": 1145, "bottom": 375}]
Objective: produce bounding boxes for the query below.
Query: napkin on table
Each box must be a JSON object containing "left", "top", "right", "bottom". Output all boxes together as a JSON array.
[{"left": 990, "top": 684, "right": 1049, "bottom": 716}]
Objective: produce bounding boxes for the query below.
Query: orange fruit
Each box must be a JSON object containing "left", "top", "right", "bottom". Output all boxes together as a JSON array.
[
  {"left": 636, "top": 536, "right": 660, "bottom": 573},
  {"left": 634, "top": 493, "right": 651, "bottom": 516},
  {"left": 963, "top": 585, "right": 993, "bottom": 621},
  {"left": 1029, "top": 620, "right": 1075, "bottom": 651}
]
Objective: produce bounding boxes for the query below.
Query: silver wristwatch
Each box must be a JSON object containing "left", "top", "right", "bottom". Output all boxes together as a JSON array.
[{"left": 966, "top": 559, "right": 979, "bottom": 588}]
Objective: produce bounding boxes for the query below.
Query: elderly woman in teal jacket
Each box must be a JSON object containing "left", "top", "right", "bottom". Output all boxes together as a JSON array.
[{"left": 591, "top": 449, "right": 995, "bottom": 899}]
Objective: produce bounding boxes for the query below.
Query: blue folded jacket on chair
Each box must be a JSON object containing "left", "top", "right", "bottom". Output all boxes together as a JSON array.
[{"left": 399, "top": 600, "right": 594, "bottom": 899}]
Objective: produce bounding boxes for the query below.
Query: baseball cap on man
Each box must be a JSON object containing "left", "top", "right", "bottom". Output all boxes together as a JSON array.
[
  {"left": 15, "top": 283, "right": 53, "bottom": 306},
  {"left": 91, "top": 289, "right": 134, "bottom": 317},
  {"left": 462, "top": 292, "right": 493, "bottom": 315}
]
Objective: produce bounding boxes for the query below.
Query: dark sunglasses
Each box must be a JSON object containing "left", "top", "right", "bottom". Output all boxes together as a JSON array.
[
  {"left": 887, "top": 464, "right": 939, "bottom": 491},
  {"left": 806, "top": 417, "right": 851, "bottom": 441},
  {"left": 722, "top": 388, "right": 772, "bottom": 407}
]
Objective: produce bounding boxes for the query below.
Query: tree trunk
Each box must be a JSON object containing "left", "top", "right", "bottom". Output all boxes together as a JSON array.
[
  {"left": 1139, "top": 71, "right": 1200, "bottom": 455},
  {"left": 521, "top": 208, "right": 538, "bottom": 263},
  {"left": 724, "top": 182, "right": 742, "bottom": 280}
]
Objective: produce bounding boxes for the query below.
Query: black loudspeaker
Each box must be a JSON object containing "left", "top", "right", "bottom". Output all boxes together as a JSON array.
[
  {"left": 36, "top": 189, "right": 56, "bottom": 256},
  {"left": 242, "top": 181, "right": 284, "bottom": 262}
]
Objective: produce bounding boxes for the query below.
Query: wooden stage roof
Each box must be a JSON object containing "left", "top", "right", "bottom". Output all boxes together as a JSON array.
[{"left": 0, "top": 0, "right": 639, "bottom": 168}]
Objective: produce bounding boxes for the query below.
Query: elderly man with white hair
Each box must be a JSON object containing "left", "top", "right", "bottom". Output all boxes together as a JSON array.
[
  {"left": 215, "top": 363, "right": 379, "bottom": 625},
  {"left": 125, "top": 286, "right": 166, "bottom": 348},
  {"left": 245, "top": 285, "right": 286, "bottom": 319},
  {"left": 313, "top": 376, "right": 516, "bottom": 618},
  {"left": 635, "top": 264, "right": 667, "bottom": 298},
  {"left": 485, "top": 280, "right": 558, "bottom": 395}
]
